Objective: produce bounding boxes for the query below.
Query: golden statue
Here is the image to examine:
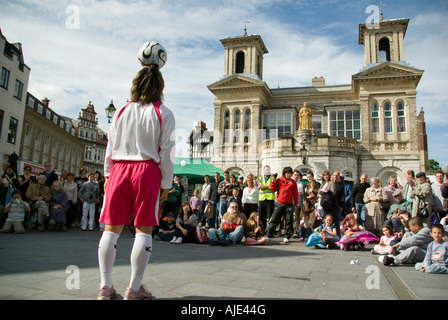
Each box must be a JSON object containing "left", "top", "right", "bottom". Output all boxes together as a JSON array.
[{"left": 299, "top": 102, "right": 312, "bottom": 130}]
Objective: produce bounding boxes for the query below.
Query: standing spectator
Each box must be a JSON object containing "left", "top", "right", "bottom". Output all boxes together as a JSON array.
[
  {"left": 242, "top": 174, "right": 258, "bottom": 219},
  {"left": 174, "top": 175, "right": 184, "bottom": 216},
  {"left": 402, "top": 170, "right": 416, "bottom": 204},
  {"left": 292, "top": 170, "right": 304, "bottom": 237},
  {"left": 208, "top": 172, "right": 221, "bottom": 228},
  {"left": 74, "top": 167, "right": 88, "bottom": 226},
  {"left": 351, "top": 173, "right": 370, "bottom": 228},
  {"left": 302, "top": 179, "right": 320, "bottom": 229},
  {"left": 258, "top": 165, "right": 275, "bottom": 233},
  {"left": 217, "top": 171, "right": 231, "bottom": 225},
  {"left": 79, "top": 172, "right": 100, "bottom": 231},
  {"left": 328, "top": 171, "right": 345, "bottom": 224},
  {"left": 266, "top": 167, "right": 298, "bottom": 243},
  {"left": 40, "top": 162, "right": 58, "bottom": 188},
  {"left": 49, "top": 181, "right": 68, "bottom": 231},
  {"left": 341, "top": 174, "right": 352, "bottom": 218},
  {"left": 199, "top": 174, "right": 211, "bottom": 227},
  {"left": 409, "top": 172, "right": 433, "bottom": 227},
  {"left": 363, "top": 177, "right": 389, "bottom": 234},
  {"left": 384, "top": 176, "right": 402, "bottom": 210},
  {"left": 59, "top": 170, "right": 68, "bottom": 184},
  {"left": 94, "top": 171, "right": 105, "bottom": 229},
  {"left": 62, "top": 172, "right": 78, "bottom": 228},
  {"left": 162, "top": 176, "right": 180, "bottom": 218},
  {"left": 431, "top": 171, "right": 445, "bottom": 217},
  {"left": 17, "top": 166, "right": 33, "bottom": 202},
  {"left": 189, "top": 189, "right": 202, "bottom": 221}
]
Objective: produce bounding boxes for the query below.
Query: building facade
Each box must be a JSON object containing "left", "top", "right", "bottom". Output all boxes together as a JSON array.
[
  {"left": 187, "top": 121, "right": 214, "bottom": 161},
  {"left": 74, "top": 101, "right": 108, "bottom": 174},
  {"left": 208, "top": 18, "right": 428, "bottom": 185},
  {"left": 19, "top": 93, "right": 84, "bottom": 175},
  {"left": 0, "top": 28, "right": 31, "bottom": 166}
]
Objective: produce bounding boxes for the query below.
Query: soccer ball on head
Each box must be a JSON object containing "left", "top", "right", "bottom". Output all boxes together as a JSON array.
[{"left": 138, "top": 41, "right": 167, "bottom": 69}]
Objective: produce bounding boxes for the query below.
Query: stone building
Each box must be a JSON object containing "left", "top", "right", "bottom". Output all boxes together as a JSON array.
[
  {"left": 207, "top": 17, "right": 428, "bottom": 185},
  {"left": 0, "top": 28, "right": 31, "bottom": 165},
  {"left": 74, "top": 101, "right": 108, "bottom": 174},
  {"left": 19, "top": 93, "right": 84, "bottom": 175}
]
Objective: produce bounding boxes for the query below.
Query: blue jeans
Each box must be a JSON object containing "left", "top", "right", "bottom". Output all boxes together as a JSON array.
[
  {"left": 354, "top": 203, "right": 366, "bottom": 228},
  {"left": 208, "top": 225, "right": 244, "bottom": 244}
]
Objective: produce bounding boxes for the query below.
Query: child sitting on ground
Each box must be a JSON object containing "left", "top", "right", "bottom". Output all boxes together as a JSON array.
[
  {"left": 337, "top": 213, "right": 379, "bottom": 251},
  {"left": 155, "top": 212, "right": 176, "bottom": 241},
  {"left": 218, "top": 212, "right": 239, "bottom": 242},
  {"left": 371, "top": 225, "right": 395, "bottom": 255},
  {"left": 314, "top": 214, "right": 339, "bottom": 249},
  {"left": 1, "top": 190, "right": 30, "bottom": 234},
  {"left": 415, "top": 223, "right": 448, "bottom": 274},
  {"left": 245, "top": 211, "right": 267, "bottom": 245}
]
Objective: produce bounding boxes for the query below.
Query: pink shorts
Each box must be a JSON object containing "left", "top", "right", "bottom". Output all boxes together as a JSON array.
[{"left": 100, "top": 160, "right": 161, "bottom": 226}]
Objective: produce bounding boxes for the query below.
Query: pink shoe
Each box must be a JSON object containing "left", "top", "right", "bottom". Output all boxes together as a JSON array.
[
  {"left": 97, "top": 286, "right": 116, "bottom": 300},
  {"left": 124, "top": 285, "right": 153, "bottom": 300}
]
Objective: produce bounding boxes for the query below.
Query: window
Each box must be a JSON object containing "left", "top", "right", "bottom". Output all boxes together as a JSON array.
[
  {"left": 0, "top": 109, "right": 4, "bottom": 138},
  {"left": 233, "top": 109, "right": 240, "bottom": 144},
  {"left": 7, "top": 117, "right": 18, "bottom": 144},
  {"left": 43, "top": 135, "right": 50, "bottom": 154},
  {"left": 24, "top": 125, "right": 31, "bottom": 147},
  {"left": 1, "top": 67, "right": 10, "bottom": 89},
  {"left": 223, "top": 110, "right": 230, "bottom": 143},
  {"left": 37, "top": 104, "right": 43, "bottom": 114},
  {"left": 384, "top": 102, "right": 393, "bottom": 133},
  {"left": 14, "top": 80, "right": 23, "bottom": 100},
  {"left": 397, "top": 102, "right": 406, "bottom": 132},
  {"left": 312, "top": 115, "right": 322, "bottom": 134},
  {"left": 46, "top": 110, "right": 51, "bottom": 120},
  {"left": 371, "top": 103, "right": 379, "bottom": 133},
  {"left": 235, "top": 51, "right": 245, "bottom": 73},
  {"left": 53, "top": 115, "right": 58, "bottom": 125},
  {"left": 34, "top": 130, "right": 41, "bottom": 151},
  {"left": 379, "top": 37, "right": 391, "bottom": 62},
  {"left": 329, "top": 110, "right": 361, "bottom": 140},
  {"left": 244, "top": 109, "right": 251, "bottom": 143},
  {"left": 27, "top": 96, "right": 35, "bottom": 108},
  {"left": 262, "top": 112, "right": 292, "bottom": 140}
]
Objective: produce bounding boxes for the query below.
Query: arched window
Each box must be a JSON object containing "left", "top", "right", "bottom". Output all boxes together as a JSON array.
[
  {"left": 371, "top": 103, "right": 379, "bottom": 133},
  {"left": 384, "top": 102, "right": 392, "bottom": 133},
  {"left": 223, "top": 110, "right": 230, "bottom": 143},
  {"left": 233, "top": 109, "right": 240, "bottom": 144},
  {"left": 235, "top": 51, "right": 245, "bottom": 73},
  {"left": 244, "top": 109, "right": 251, "bottom": 143},
  {"left": 397, "top": 102, "right": 406, "bottom": 132},
  {"left": 379, "top": 37, "right": 391, "bottom": 62}
]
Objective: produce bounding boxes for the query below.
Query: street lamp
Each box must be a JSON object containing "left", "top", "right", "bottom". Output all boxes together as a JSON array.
[
  {"left": 300, "top": 146, "right": 307, "bottom": 165},
  {"left": 105, "top": 99, "right": 116, "bottom": 123}
]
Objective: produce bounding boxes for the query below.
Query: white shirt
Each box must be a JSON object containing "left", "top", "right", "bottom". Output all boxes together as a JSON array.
[
  {"left": 104, "top": 101, "right": 175, "bottom": 189},
  {"left": 242, "top": 186, "right": 259, "bottom": 204}
]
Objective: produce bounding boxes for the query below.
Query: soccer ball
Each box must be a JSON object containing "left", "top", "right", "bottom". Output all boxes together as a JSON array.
[{"left": 138, "top": 41, "right": 167, "bottom": 69}]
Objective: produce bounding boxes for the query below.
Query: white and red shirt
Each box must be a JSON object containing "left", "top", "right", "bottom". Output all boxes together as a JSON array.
[{"left": 104, "top": 101, "right": 175, "bottom": 189}]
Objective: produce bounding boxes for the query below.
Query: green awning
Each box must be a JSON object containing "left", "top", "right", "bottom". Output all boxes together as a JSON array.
[{"left": 173, "top": 157, "right": 224, "bottom": 184}]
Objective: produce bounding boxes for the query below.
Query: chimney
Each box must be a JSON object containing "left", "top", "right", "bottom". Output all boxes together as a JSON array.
[{"left": 312, "top": 77, "right": 325, "bottom": 87}]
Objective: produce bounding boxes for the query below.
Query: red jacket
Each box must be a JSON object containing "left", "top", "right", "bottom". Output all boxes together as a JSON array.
[{"left": 270, "top": 176, "right": 298, "bottom": 206}]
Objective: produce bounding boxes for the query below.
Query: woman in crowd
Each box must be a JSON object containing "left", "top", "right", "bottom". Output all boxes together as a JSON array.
[{"left": 363, "top": 177, "right": 389, "bottom": 235}]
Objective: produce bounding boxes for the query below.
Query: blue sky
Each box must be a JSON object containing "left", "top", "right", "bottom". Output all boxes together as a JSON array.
[{"left": 1, "top": 0, "right": 447, "bottom": 168}]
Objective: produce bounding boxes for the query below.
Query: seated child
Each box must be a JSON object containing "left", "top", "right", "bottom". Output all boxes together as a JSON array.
[
  {"left": 156, "top": 212, "right": 176, "bottom": 241},
  {"left": 218, "top": 212, "right": 239, "bottom": 242},
  {"left": 336, "top": 213, "right": 379, "bottom": 251},
  {"left": 313, "top": 214, "right": 339, "bottom": 249},
  {"left": 245, "top": 212, "right": 267, "bottom": 245},
  {"left": 415, "top": 223, "right": 448, "bottom": 274},
  {"left": 1, "top": 190, "right": 30, "bottom": 234},
  {"left": 298, "top": 217, "right": 313, "bottom": 241},
  {"left": 372, "top": 225, "right": 395, "bottom": 255}
]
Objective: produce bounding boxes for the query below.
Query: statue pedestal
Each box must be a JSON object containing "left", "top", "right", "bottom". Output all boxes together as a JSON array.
[{"left": 296, "top": 129, "right": 313, "bottom": 147}]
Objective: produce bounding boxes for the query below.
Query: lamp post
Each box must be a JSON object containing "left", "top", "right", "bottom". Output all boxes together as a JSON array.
[{"left": 105, "top": 99, "right": 116, "bottom": 123}]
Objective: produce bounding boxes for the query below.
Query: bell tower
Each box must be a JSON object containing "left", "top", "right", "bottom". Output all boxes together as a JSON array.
[
  {"left": 220, "top": 34, "right": 268, "bottom": 80},
  {"left": 359, "top": 18, "right": 409, "bottom": 65}
]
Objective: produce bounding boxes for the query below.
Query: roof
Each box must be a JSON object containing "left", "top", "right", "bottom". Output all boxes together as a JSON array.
[{"left": 174, "top": 157, "right": 224, "bottom": 184}]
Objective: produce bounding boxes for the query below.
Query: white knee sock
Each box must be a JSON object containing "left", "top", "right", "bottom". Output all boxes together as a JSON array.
[
  {"left": 98, "top": 231, "right": 119, "bottom": 288},
  {"left": 129, "top": 233, "right": 153, "bottom": 291}
]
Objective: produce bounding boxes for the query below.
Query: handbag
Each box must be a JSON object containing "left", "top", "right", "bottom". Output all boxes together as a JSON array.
[
  {"left": 417, "top": 203, "right": 429, "bottom": 218},
  {"left": 203, "top": 203, "right": 214, "bottom": 218}
]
